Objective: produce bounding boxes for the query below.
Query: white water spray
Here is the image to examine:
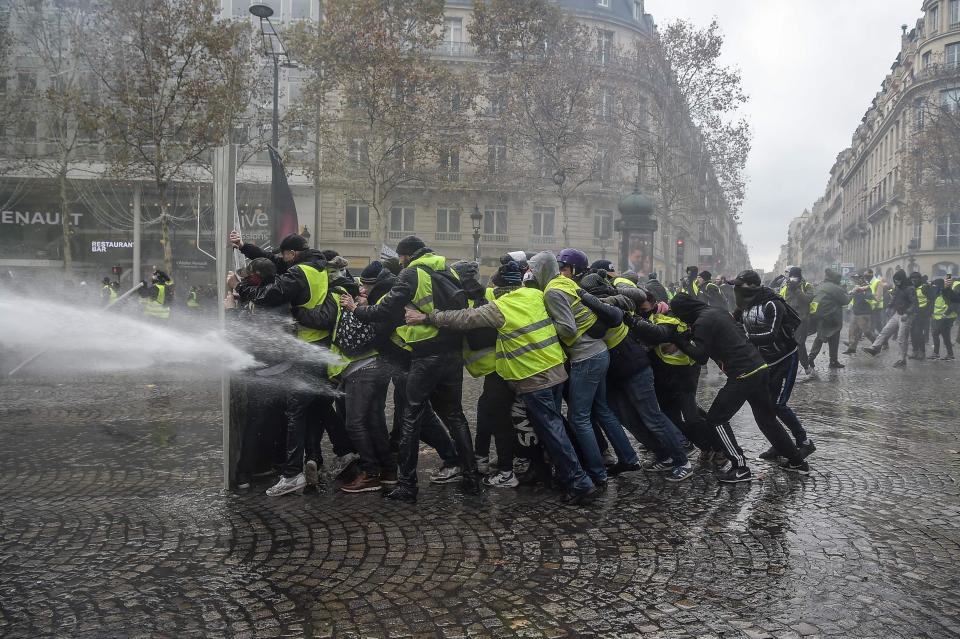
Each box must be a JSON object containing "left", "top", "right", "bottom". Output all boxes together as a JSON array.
[{"left": 0, "top": 294, "right": 341, "bottom": 378}]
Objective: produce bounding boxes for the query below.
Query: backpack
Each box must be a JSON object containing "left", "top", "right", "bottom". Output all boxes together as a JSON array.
[
  {"left": 777, "top": 294, "right": 803, "bottom": 339},
  {"left": 414, "top": 264, "right": 468, "bottom": 312}
]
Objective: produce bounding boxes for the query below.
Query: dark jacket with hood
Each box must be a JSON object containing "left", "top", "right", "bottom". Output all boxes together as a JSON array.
[
  {"left": 644, "top": 277, "right": 670, "bottom": 304},
  {"left": 577, "top": 274, "right": 677, "bottom": 378},
  {"left": 670, "top": 293, "right": 766, "bottom": 378},
  {"left": 236, "top": 248, "right": 328, "bottom": 309},
  {"left": 733, "top": 286, "right": 798, "bottom": 365},
  {"left": 811, "top": 270, "right": 850, "bottom": 338},
  {"left": 351, "top": 246, "right": 462, "bottom": 357},
  {"left": 890, "top": 270, "right": 918, "bottom": 316}
]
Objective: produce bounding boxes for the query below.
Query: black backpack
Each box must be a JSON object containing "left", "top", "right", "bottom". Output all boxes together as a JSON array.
[
  {"left": 414, "top": 264, "right": 467, "bottom": 312},
  {"left": 776, "top": 294, "right": 803, "bottom": 339}
]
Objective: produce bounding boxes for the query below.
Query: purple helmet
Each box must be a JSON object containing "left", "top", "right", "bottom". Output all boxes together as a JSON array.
[{"left": 556, "top": 248, "right": 589, "bottom": 273}]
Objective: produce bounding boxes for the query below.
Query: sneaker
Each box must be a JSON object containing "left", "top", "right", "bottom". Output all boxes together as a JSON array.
[
  {"left": 304, "top": 460, "right": 319, "bottom": 487},
  {"left": 797, "top": 439, "right": 817, "bottom": 459},
  {"left": 642, "top": 459, "right": 674, "bottom": 472},
  {"left": 758, "top": 446, "right": 783, "bottom": 461},
  {"left": 608, "top": 461, "right": 642, "bottom": 475},
  {"left": 340, "top": 471, "right": 383, "bottom": 493},
  {"left": 563, "top": 485, "right": 600, "bottom": 505},
  {"left": 944, "top": 356, "right": 956, "bottom": 362},
  {"left": 601, "top": 448, "right": 617, "bottom": 467},
  {"left": 666, "top": 463, "right": 694, "bottom": 482},
  {"left": 892, "top": 359, "right": 907, "bottom": 369},
  {"left": 329, "top": 453, "right": 360, "bottom": 479},
  {"left": 383, "top": 484, "right": 417, "bottom": 503},
  {"left": 929, "top": 354, "right": 940, "bottom": 360},
  {"left": 475, "top": 456, "right": 490, "bottom": 475},
  {"left": 781, "top": 460, "right": 810, "bottom": 475},
  {"left": 235, "top": 474, "right": 251, "bottom": 490},
  {"left": 828, "top": 361, "right": 845, "bottom": 369},
  {"left": 430, "top": 464, "right": 462, "bottom": 484},
  {"left": 265, "top": 473, "right": 306, "bottom": 497},
  {"left": 381, "top": 469, "right": 398, "bottom": 485},
  {"left": 716, "top": 466, "right": 753, "bottom": 483},
  {"left": 461, "top": 473, "right": 484, "bottom": 495},
  {"left": 862, "top": 346, "right": 880, "bottom": 357},
  {"left": 483, "top": 470, "right": 519, "bottom": 488}
]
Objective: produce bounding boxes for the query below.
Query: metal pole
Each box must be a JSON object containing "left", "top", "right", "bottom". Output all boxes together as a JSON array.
[
  {"left": 214, "top": 144, "right": 238, "bottom": 490},
  {"left": 133, "top": 184, "right": 141, "bottom": 285},
  {"left": 473, "top": 229, "right": 480, "bottom": 262},
  {"left": 272, "top": 57, "right": 280, "bottom": 149}
]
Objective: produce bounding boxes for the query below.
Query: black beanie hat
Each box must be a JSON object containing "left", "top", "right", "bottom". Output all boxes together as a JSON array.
[
  {"left": 395, "top": 235, "right": 426, "bottom": 256},
  {"left": 360, "top": 261, "right": 383, "bottom": 284},
  {"left": 590, "top": 259, "right": 615, "bottom": 273},
  {"left": 279, "top": 234, "right": 309, "bottom": 252},
  {"left": 699, "top": 271, "right": 712, "bottom": 281},
  {"left": 733, "top": 269, "right": 762, "bottom": 287},
  {"left": 492, "top": 261, "right": 522, "bottom": 287},
  {"left": 788, "top": 266, "right": 802, "bottom": 278}
]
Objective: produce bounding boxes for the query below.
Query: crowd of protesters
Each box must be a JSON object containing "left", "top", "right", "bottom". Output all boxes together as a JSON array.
[{"left": 224, "top": 232, "right": 823, "bottom": 504}]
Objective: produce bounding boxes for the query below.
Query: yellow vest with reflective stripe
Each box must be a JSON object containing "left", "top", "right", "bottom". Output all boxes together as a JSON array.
[
  {"left": 295, "top": 264, "right": 330, "bottom": 343},
  {"left": 327, "top": 288, "right": 377, "bottom": 379},
  {"left": 613, "top": 277, "right": 637, "bottom": 288},
  {"left": 143, "top": 284, "right": 170, "bottom": 320},
  {"left": 870, "top": 278, "right": 884, "bottom": 309},
  {"left": 103, "top": 285, "right": 118, "bottom": 302},
  {"left": 934, "top": 294, "right": 958, "bottom": 320},
  {"left": 394, "top": 253, "right": 453, "bottom": 345},
  {"left": 602, "top": 322, "right": 629, "bottom": 350},
  {"left": 186, "top": 291, "right": 200, "bottom": 308},
  {"left": 916, "top": 286, "right": 928, "bottom": 309},
  {"left": 371, "top": 289, "right": 412, "bottom": 353},
  {"left": 492, "top": 287, "right": 565, "bottom": 381},
  {"left": 462, "top": 290, "right": 497, "bottom": 378},
  {"left": 543, "top": 276, "right": 596, "bottom": 347},
  {"left": 650, "top": 313, "right": 695, "bottom": 366}
]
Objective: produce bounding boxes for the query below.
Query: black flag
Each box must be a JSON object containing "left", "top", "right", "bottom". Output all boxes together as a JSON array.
[{"left": 268, "top": 145, "right": 299, "bottom": 246}]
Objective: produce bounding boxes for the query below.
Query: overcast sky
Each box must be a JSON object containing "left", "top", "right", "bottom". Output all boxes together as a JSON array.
[{"left": 647, "top": 0, "right": 917, "bottom": 271}]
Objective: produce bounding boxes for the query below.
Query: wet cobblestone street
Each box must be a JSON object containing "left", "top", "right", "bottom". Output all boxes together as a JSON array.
[{"left": 1, "top": 356, "right": 959, "bottom": 638}]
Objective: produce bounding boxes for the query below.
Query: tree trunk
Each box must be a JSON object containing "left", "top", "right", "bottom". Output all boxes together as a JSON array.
[
  {"left": 159, "top": 185, "right": 173, "bottom": 276},
  {"left": 59, "top": 168, "right": 73, "bottom": 277},
  {"left": 372, "top": 180, "right": 383, "bottom": 261},
  {"left": 560, "top": 193, "right": 570, "bottom": 247}
]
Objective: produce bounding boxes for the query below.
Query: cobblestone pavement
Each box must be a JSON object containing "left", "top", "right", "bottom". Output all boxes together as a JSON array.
[{"left": 1, "top": 355, "right": 959, "bottom": 638}]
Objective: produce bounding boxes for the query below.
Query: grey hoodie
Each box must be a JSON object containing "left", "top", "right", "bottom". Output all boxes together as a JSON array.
[{"left": 529, "top": 251, "right": 607, "bottom": 364}]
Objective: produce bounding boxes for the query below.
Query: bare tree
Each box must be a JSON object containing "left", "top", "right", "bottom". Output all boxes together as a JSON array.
[
  {"left": 289, "top": 0, "right": 473, "bottom": 256},
  {"left": 77, "top": 0, "right": 255, "bottom": 274},
  {"left": 657, "top": 19, "right": 751, "bottom": 216},
  {"left": 901, "top": 89, "right": 960, "bottom": 226},
  {"left": 8, "top": 0, "right": 101, "bottom": 276},
  {"left": 469, "top": 0, "right": 614, "bottom": 246}
]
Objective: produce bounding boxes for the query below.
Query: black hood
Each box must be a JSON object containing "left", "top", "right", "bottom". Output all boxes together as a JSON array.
[
  {"left": 893, "top": 269, "right": 908, "bottom": 287},
  {"left": 367, "top": 270, "right": 397, "bottom": 305},
  {"left": 292, "top": 248, "right": 327, "bottom": 269},
  {"left": 734, "top": 285, "right": 780, "bottom": 311},
  {"left": 579, "top": 272, "right": 616, "bottom": 297},
  {"left": 670, "top": 293, "right": 709, "bottom": 323}
]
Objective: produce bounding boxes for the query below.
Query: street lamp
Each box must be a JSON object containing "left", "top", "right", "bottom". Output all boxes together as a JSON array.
[
  {"left": 470, "top": 206, "right": 483, "bottom": 262},
  {"left": 250, "top": 4, "right": 295, "bottom": 149}
]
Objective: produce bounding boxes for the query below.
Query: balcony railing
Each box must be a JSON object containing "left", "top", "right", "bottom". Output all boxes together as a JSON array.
[
  {"left": 482, "top": 233, "right": 509, "bottom": 243},
  {"left": 434, "top": 232, "right": 462, "bottom": 242},
  {"left": 343, "top": 229, "right": 371, "bottom": 239},
  {"left": 432, "top": 41, "right": 476, "bottom": 58},
  {"left": 530, "top": 235, "right": 556, "bottom": 246},
  {"left": 388, "top": 230, "right": 412, "bottom": 240}
]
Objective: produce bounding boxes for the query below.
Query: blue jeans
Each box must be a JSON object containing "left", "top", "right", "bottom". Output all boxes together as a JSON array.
[
  {"left": 521, "top": 385, "right": 593, "bottom": 492},
  {"left": 622, "top": 367, "right": 688, "bottom": 466},
  {"left": 568, "top": 351, "right": 633, "bottom": 480}
]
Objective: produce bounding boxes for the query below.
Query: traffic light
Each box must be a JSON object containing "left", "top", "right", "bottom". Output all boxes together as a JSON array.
[
  {"left": 111, "top": 264, "right": 123, "bottom": 277},
  {"left": 675, "top": 238, "right": 685, "bottom": 264}
]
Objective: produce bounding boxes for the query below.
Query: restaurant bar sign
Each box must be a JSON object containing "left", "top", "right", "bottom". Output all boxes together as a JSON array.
[
  {"left": 91, "top": 240, "right": 134, "bottom": 253},
  {"left": 1, "top": 210, "right": 83, "bottom": 225}
]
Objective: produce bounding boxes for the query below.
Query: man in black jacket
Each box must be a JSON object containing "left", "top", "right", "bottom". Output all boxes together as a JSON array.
[
  {"left": 233, "top": 233, "right": 357, "bottom": 497},
  {"left": 670, "top": 293, "right": 810, "bottom": 482},
  {"left": 732, "top": 270, "right": 816, "bottom": 463},
  {"left": 347, "top": 235, "right": 480, "bottom": 501},
  {"left": 862, "top": 269, "right": 918, "bottom": 369},
  {"left": 645, "top": 272, "right": 670, "bottom": 304}
]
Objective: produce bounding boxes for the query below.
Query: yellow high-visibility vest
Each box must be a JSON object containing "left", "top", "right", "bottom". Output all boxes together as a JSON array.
[
  {"left": 491, "top": 287, "right": 566, "bottom": 381},
  {"left": 543, "top": 275, "right": 596, "bottom": 347},
  {"left": 143, "top": 284, "right": 170, "bottom": 320},
  {"left": 650, "top": 313, "right": 695, "bottom": 366},
  {"left": 394, "top": 253, "right": 455, "bottom": 345},
  {"left": 295, "top": 264, "right": 330, "bottom": 343},
  {"left": 462, "top": 290, "right": 497, "bottom": 378}
]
